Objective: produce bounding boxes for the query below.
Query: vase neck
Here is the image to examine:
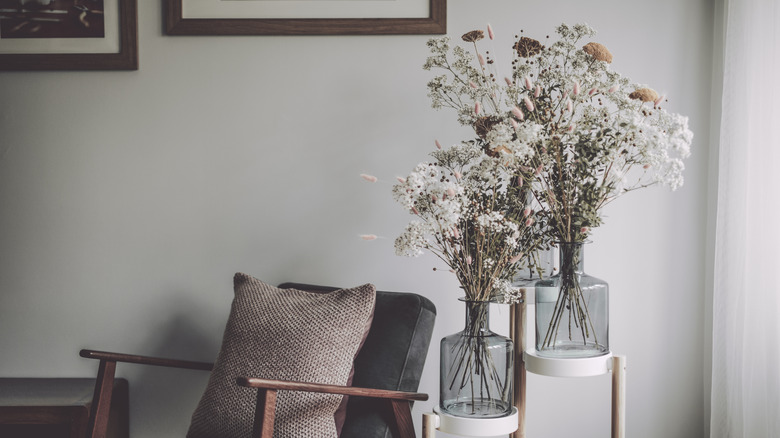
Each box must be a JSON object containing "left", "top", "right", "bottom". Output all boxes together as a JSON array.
[
  {"left": 463, "top": 300, "right": 491, "bottom": 335},
  {"left": 558, "top": 242, "right": 585, "bottom": 276}
]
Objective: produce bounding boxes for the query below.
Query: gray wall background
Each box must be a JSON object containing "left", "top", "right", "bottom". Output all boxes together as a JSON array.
[{"left": 0, "top": 1, "right": 715, "bottom": 437}]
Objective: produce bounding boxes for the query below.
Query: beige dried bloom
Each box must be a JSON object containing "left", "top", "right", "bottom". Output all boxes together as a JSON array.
[
  {"left": 582, "top": 42, "right": 613, "bottom": 63},
  {"left": 514, "top": 37, "right": 544, "bottom": 57},
  {"left": 461, "top": 30, "right": 485, "bottom": 43},
  {"left": 474, "top": 116, "right": 501, "bottom": 139},
  {"left": 629, "top": 88, "right": 660, "bottom": 102}
]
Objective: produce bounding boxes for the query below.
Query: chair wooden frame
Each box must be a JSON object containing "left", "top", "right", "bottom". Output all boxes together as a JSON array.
[{"left": 79, "top": 349, "right": 427, "bottom": 438}]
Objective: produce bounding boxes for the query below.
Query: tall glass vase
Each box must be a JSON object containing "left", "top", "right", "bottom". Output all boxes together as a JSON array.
[
  {"left": 440, "top": 299, "right": 513, "bottom": 418},
  {"left": 535, "top": 242, "right": 609, "bottom": 358}
]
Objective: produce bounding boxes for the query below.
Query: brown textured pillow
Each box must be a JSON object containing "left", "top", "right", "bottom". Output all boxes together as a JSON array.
[{"left": 186, "top": 273, "right": 376, "bottom": 438}]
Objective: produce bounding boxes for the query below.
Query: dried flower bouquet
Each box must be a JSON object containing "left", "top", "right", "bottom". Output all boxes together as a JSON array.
[{"left": 419, "top": 22, "right": 692, "bottom": 350}]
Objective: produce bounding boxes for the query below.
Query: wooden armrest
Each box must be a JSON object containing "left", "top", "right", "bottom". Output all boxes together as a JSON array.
[
  {"left": 80, "top": 349, "right": 213, "bottom": 371},
  {"left": 236, "top": 377, "right": 428, "bottom": 401},
  {"left": 79, "top": 349, "right": 212, "bottom": 438},
  {"left": 239, "top": 377, "right": 424, "bottom": 438}
]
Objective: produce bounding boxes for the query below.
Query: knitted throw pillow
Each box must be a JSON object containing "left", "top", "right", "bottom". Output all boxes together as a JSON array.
[{"left": 186, "top": 273, "right": 376, "bottom": 438}]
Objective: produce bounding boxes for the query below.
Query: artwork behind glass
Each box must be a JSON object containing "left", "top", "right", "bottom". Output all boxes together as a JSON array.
[{"left": 0, "top": 0, "right": 105, "bottom": 39}]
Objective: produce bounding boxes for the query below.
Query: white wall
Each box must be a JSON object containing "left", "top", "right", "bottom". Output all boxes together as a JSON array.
[{"left": 0, "top": 1, "right": 714, "bottom": 437}]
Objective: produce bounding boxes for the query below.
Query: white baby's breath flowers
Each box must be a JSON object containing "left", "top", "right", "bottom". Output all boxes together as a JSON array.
[
  {"left": 423, "top": 21, "right": 693, "bottom": 243},
  {"left": 494, "top": 279, "right": 524, "bottom": 304},
  {"left": 392, "top": 135, "right": 543, "bottom": 301},
  {"left": 430, "top": 141, "right": 483, "bottom": 169},
  {"left": 391, "top": 162, "right": 463, "bottom": 229},
  {"left": 395, "top": 221, "right": 427, "bottom": 257},
  {"left": 389, "top": 22, "right": 693, "bottom": 302},
  {"left": 486, "top": 123, "right": 535, "bottom": 162},
  {"left": 514, "top": 122, "right": 545, "bottom": 149}
]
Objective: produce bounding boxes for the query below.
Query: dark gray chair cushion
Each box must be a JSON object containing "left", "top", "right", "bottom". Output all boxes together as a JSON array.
[{"left": 279, "top": 283, "right": 436, "bottom": 438}]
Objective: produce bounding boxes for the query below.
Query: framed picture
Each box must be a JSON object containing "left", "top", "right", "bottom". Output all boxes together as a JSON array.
[
  {"left": 0, "top": 0, "right": 137, "bottom": 71},
  {"left": 166, "top": 0, "right": 446, "bottom": 36}
]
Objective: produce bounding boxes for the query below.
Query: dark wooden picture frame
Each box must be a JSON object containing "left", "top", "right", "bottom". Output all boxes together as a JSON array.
[
  {"left": 166, "top": 0, "right": 446, "bottom": 36},
  {"left": 0, "top": 0, "right": 138, "bottom": 71}
]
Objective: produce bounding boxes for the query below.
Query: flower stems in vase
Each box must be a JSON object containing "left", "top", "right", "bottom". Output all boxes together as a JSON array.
[
  {"left": 535, "top": 242, "right": 608, "bottom": 357},
  {"left": 440, "top": 299, "right": 514, "bottom": 417}
]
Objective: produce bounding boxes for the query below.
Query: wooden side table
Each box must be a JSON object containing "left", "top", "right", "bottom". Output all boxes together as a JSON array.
[{"left": 0, "top": 378, "right": 128, "bottom": 438}]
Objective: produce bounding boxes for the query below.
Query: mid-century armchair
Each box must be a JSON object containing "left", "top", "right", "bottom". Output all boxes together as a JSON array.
[{"left": 80, "top": 280, "right": 437, "bottom": 438}]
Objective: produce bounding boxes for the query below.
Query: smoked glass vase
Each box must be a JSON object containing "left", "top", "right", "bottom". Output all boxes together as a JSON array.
[
  {"left": 535, "top": 242, "right": 609, "bottom": 358},
  {"left": 440, "top": 299, "right": 513, "bottom": 418}
]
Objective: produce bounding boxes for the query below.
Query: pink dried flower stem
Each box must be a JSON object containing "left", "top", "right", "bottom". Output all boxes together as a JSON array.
[
  {"left": 465, "top": 37, "right": 504, "bottom": 115},
  {"left": 511, "top": 106, "right": 525, "bottom": 121},
  {"left": 523, "top": 96, "right": 535, "bottom": 112}
]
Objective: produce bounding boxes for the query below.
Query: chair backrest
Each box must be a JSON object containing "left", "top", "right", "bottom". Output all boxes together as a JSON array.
[{"left": 278, "top": 283, "right": 436, "bottom": 438}]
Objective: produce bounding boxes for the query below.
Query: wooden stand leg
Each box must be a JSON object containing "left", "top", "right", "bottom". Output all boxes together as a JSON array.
[
  {"left": 611, "top": 355, "right": 626, "bottom": 438},
  {"left": 422, "top": 412, "right": 437, "bottom": 438},
  {"left": 509, "top": 300, "right": 527, "bottom": 438}
]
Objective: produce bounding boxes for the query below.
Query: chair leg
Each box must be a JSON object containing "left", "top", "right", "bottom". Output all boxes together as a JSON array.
[
  {"left": 87, "top": 360, "right": 117, "bottom": 438},
  {"left": 389, "top": 399, "right": 416, "bottom": 438},
  {"left": 252, "top": 388, "right": 278, "bottom": 438}
]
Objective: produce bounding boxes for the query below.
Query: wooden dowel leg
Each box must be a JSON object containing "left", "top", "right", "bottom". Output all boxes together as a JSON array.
[
  {"left": 517, "top": 300, "right": 527, "bottom": 438},
  {"left": 422, "top": 412, "right": 437, "bottom": 438},
  {"left": 252, "top": 388, "right": 277, "bottom": 438},
  {"left": 510, "top": 300, "right": 527, "bottom": 438},
  {"left": 611, "top": 355, "right": 626, "bottom": 438}
]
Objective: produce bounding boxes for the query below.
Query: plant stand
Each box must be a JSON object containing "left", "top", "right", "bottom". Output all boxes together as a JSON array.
[
  {"left": 522, "top": 351, "right": 626, "bottom": 438},
  {"left": 422, "top": 407, "right": 518, "bottom": 437},
  {"left": 423, "top": 299, "right": 626, "bottom": 438}
]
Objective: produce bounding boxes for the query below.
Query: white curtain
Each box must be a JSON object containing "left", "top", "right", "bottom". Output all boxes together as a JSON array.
[{"left": 711, "top": 0, "right": 780, "bottom": 437}]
